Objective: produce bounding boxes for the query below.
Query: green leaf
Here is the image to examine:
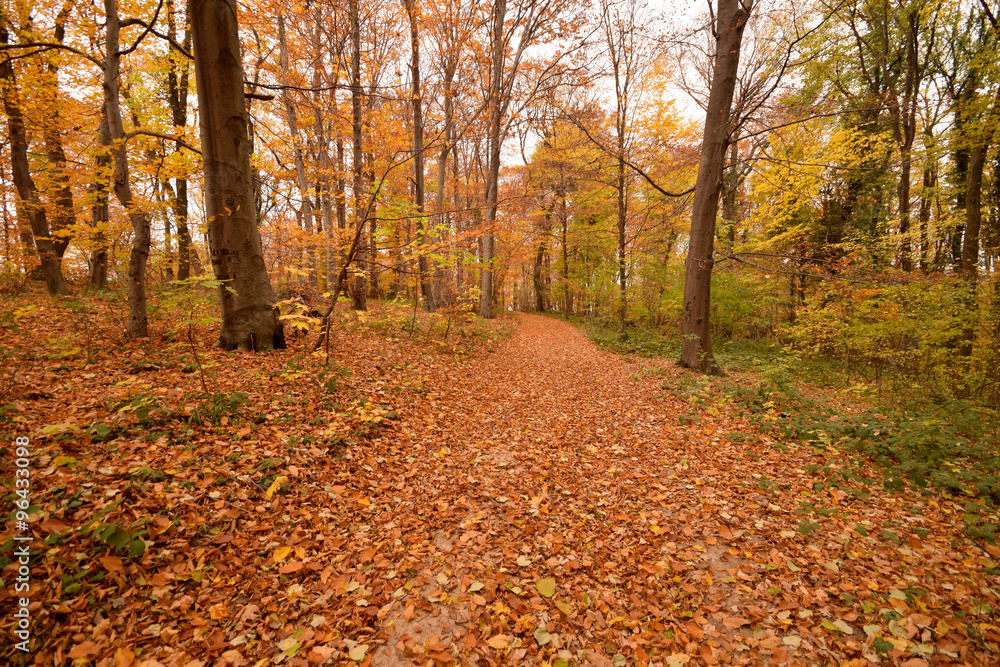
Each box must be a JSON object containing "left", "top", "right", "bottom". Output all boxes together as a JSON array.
[
  {"left": 536, "top": 577, "right": 556, "bottom": 598},
  {"left": 873, "top": 636, "right": 893, "bottom": 654},
  {"left": 534, "top": 627, "right": 551, "bottom": 646}
]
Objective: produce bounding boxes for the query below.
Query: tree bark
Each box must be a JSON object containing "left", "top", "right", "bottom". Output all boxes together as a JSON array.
[
  {"left": 89, "top": 112, "right": 111, "bottom": 288},
  {"left": 277, "top": 12, "right": 316, "bottom": 287},
  {"left": 191, "top": 0, "right": 285, "bottom": 350},
  {"left": 0, "top": 24, "right": 66, "bottom": 295},
  {"left": 433, "top": 64, "right": 456, "bottom": 307},
  {"left": 403, "top": 0, "right": 435, "bottom": 311},
  {"left": 561, "top": 190, "right": 570, "bottom": 316},
  {"left": 349, "top": 0, "right": 367, "bottom": 310},
  {"left": 679, "top": 0, "right": 751, "bottom": 373},
  {"left": 104, "top": 0, "right": 152, "bottom": 337},
  {"left": 480, "top": 0, "right": 506, "bottom": 319},
  {"left": 167, "top": 0, "right": 192, "bottom": 279}
]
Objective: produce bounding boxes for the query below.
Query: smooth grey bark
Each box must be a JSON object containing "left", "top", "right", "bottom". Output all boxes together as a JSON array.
[
  {"left": 191, "top": 0, "right": 285, "bottom": 350},
  {"left": 679, "top": 0, "right": 751, "bottom": 373},
  {"left": 104, "top": 0, "right": 152, "bottom": 338},
  {"left": 0, "top": 23, "right": 66, "bottom": 295}
]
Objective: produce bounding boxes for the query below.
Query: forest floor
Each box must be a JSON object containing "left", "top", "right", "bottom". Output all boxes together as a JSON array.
[{"left": 3, "top": 295, "right": 1000, "bottom": 666}]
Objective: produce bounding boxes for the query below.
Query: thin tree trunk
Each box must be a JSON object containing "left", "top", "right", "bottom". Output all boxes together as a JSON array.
[
  {"left": 561, "top": 190, "right": 570, "bottom": 317},
  {"left": 959, "top": 142, "right": 987, "bottom": 357},
  {"left": 349, "top": 0, "right": 367, "bottom": 310},
  {"left": 616, "top": 155, "right": 627, "bottom": 332},
  {"left": 191, "top": 0, "right": 285, "bottom": 350},
  {"left": 480, "top": 0, "right": 506, "bottom": 319},
  {"left": 433, "top": 67, "right": 455, "bottom": 307},
  {"left": 404, "top": 0, "right": 434, "bottom": 310},
  {"left": 277, "top": 12, "right": 316, "bottom": 287},
  {"left": 679, "top": 0, "right": 751, "bottom": 373},
  {"left": 167, "top": 0, "right": 192, "bottom": 280},
  {"left": 918, "top": 128, "right": 935, "bottom": 273},
  {"left": 89, "top": 112, "right": 111, "bottom": 288},
  {"left": 104, "top": 0, "right": 152, "bottom": 337}
]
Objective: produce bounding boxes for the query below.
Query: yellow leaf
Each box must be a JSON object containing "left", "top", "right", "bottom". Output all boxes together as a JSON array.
[
  {"left": 487, "top": 634, "right": 509, "bottom": 649},
  {"left": 273, "top": 546, "right": 291, "bottom": 563},
  {"left": 265, "top": 475, "right": 289, "bottom": 499}
]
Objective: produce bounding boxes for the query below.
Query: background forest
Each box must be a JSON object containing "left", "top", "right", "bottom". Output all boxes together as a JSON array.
[{"left": 2, "top": 0, "right": 1000, "bottom": 399}]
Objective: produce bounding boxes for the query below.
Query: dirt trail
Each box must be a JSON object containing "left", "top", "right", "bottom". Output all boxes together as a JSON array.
[{"left": 367, "top": 314, "right": 999, "bottom": 666}]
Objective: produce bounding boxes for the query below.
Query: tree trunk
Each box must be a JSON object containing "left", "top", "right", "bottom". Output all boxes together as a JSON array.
[
  {"left": 403, "top": 0, "right": 434, "bottom": 311},
  {"left": 534, "top": 210, "right": 550, "bottom": 312},
  {"left": 434, "top": 66, "right": 456, "bottom": 307},
  {"left": 723, "top": 139, "right": 739, "bottom": 254},
  {"left": 959, "top": 141, "right": 987, "bottom": 357},
  {"left": 561, "top": 190, "right": 570, "bottom": 317},
  {"left": 679, "top": 0, "right": 751, "bottom": 373},
  {"left": 0, "top": 24, "right": 66, "bottom": 295},
  {"left": 480, "top": 0, "right": 506, "bottom": 319},
  {"left": 348, "top": 0, "right": 367, "bottom": 310},
  {"left": 167, "top": 0, "right": 192, "bottom": 279},
  {"left": 104, "top": 0, "right": 152, "bottom": 337},
  {"left": 277, "top": 12, "right": 316, "bottom": 288},
  {"left": 616, "top": 155, "right": 627, "bottom": 332},
  {"left": 918, "top": 127, "right": 935, "bottom": 273},
  {"left": 89, "top": 112, "right": 111, "bottom": 288},
  {"left": 191, "top": 0, "right": 285, "bottom": 350},
  {"left": 41, "top": 3, "right": 75, "bottom": 260}
]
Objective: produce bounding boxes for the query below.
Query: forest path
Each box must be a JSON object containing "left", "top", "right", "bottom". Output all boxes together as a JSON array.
[{"left": 368, "top": 313, "right": 997, "bottom": 666}]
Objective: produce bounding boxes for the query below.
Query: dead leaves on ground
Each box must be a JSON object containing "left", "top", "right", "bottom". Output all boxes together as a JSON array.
[{"left": 2, "top": 297, "right": 1000, "bottom": 666}]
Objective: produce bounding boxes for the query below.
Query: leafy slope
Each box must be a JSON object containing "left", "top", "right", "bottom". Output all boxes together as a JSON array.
[{"left": 3, "top": 304, "right": 1000, "bottom": 666}]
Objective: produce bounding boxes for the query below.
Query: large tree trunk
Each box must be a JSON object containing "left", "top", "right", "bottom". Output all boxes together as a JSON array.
[
  {"left": 0, "top": 24, "right": 66, "bottom": 295},
  {"left": 191, "top": 0, "right": 285, "bottom": 350},
  {"left": 679, "top": 0, "right": 751, "bottom": 373},
  {"left": 349, "top": 0, "right": 367, "bottom": 310},
  {"left": 104, "top": 0, "right": 152, "bottom": 338}
]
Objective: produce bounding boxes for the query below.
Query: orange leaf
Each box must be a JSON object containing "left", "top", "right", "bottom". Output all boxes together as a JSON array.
[{"left": 100, "top": 555, "right": 123, "bottom": 572}]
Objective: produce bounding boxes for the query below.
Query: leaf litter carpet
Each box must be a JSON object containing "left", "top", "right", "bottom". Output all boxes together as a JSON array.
[{"left": 5, "top": 310, "right": 1000, "bottom": 666}]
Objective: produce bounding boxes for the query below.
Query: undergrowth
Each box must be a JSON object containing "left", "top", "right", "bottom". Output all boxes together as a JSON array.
[{"left": 573, "top": 314, "right": 1000, "bottom": 542}]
